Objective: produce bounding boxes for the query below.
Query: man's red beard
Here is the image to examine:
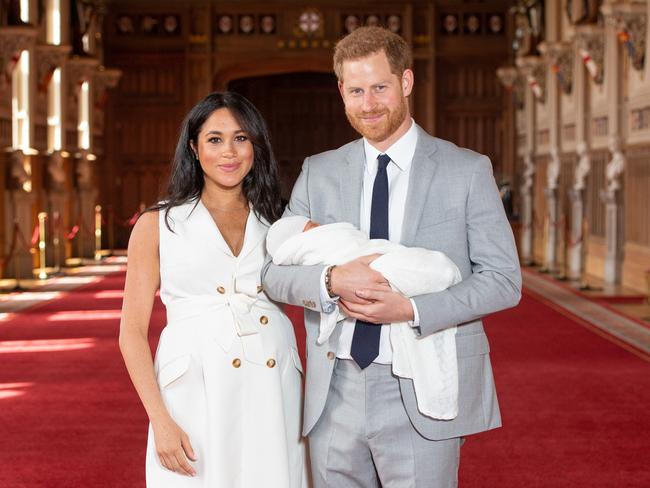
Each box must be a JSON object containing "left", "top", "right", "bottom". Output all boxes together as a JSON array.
[{"left": 345, "top": 96, "right": 408, "bottom": 143}]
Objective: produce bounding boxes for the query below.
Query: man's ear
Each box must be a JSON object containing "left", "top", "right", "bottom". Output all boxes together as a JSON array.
[{"left": 402, "top": 69, "right": 414, "bottom": 97}]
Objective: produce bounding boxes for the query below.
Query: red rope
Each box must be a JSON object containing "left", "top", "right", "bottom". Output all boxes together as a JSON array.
[
  {"left": 108, "top": 207, "right": 140, "bottom": 228},
  {"left": 15, "top": 223, "right": 37, "bottom": 254},
  {"left": 65, "top": 225, "right": 80, "bottom": 241}
]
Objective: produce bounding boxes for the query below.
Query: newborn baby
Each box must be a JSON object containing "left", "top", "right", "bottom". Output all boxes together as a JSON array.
[{"left": 266, "top": 215, "right": 463, "bottom": 420}]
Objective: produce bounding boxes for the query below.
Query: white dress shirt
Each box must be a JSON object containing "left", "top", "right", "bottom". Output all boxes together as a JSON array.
[{"left": 320, "top": 119, "right": 420, "bottom": 364}]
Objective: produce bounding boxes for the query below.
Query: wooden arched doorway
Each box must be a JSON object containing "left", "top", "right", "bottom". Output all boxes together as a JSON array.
[{"left": 228, "top": 72, "right": 358, "bottom": 199}]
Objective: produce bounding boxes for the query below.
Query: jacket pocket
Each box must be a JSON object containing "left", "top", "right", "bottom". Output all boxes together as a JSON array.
[
  {"left": 417, "top": 207, "right": 462, "bottom": 230},
  {"left": 455, "top": 333, "right": 490, "bottom": 357},
  {"left": 157, "top": 354, "right": 191, "bottom": 389}
]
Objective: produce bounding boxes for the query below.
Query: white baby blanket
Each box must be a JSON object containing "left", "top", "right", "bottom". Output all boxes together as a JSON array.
[{"left": 267, "top": 217, "right": 463, "bottom": 420}]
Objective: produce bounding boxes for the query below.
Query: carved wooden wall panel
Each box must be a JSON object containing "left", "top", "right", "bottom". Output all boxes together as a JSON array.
[
  {"left": 435, "top": 61, "right": 507, "bottom": 183},
  {"left": 0, "top": 118, "right": 10, "bottom": 147},
  {"left": 586, "top": 152, "right": 607, "bottom": 238},
  {"left": 625, "top": 149, "right": 650, "bottom": 246},
  {"left": 229, "top": 72, "right": 358, "bottom": 200},
  {"left": 557, "top": 154, "right": 576, "bottom": 272},
  {"left": 103, "top": 48, "right": 186, "bottom": 246},
  {"left": 533, "top": 157, "right": 548, "bottom": 263}
]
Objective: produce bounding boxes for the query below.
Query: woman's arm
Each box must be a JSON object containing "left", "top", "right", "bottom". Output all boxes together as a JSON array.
[{"left": 118, "top": 211, "right": 196, "bottom": 477}]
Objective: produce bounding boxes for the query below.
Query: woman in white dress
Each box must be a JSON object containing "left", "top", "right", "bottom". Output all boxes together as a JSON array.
[{"left": 119, "top": 92, "right": 308, "bottom": 487}]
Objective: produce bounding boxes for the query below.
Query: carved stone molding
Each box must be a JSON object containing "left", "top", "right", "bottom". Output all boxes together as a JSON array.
[
  {"left": 574, "top": 141, "right": 591, "bottom": 191},
  {"left": 66, "top": 56, "right": 100, "bottom": 84},
  {"left": 0, "top": 25, "right": 37, "bottom": 62},
  {"left": 575, "top": 25, "right": 604, "bottom": 84},
  {"left": 0, "top": 25, "right": 37, "bottom": 91},
  {"left": 76, "top": 151, "right": 95, "bottom": 190},
  {"left": 547, "top": 147, "right": 561, "bottom": 191},
  {"left": 496, "top": 66, "right": 519, "bottom": 90},
  {"left": 47, "top": 151, "right": 67, "bottom": 191},
  {"left": 539, "top": 41, "right": 573, "bottom": 95},
  {"left": 516, "top": 55, "right": 546, "bottom": 102},
  {"left": 93, "top": 66, "right": 122, "bottom": 109},
  {"left": 521, "top": 151, "right": 535, "bottom": 194},
  {"left": 65, "top": 56, "right": 100, "bottom": 109},
  {"left": 604, "top": 2, "right": 647, "bottom": 71},
  {"left": 93, "top": 66, "right": 122, "bottom": 91},
  {"left": 497, "top": 65, "right": 525, "bottom": 109},
  {"left": 605, "top": 135, "right": 625, "bottom": 194},
  {"left": 9, "top": 149, "right": 32, "bottom": 192},
  {"left": 35, "top": 44, "right": 71, "bottom": 91}
]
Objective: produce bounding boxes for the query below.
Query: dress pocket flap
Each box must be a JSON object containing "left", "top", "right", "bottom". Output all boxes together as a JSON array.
[
  {"left": 455, "top": 333, "right": 490, "bottom": 357},
  {"left": 158, "top": 355, "right": 191, "bottom": 389}
]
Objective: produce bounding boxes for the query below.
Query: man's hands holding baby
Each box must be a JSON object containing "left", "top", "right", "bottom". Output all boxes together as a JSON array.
[{"left": 330, "top": 255, "right": 415, "bottom": 324}]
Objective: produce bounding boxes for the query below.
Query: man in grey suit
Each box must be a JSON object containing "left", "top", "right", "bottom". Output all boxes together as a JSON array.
[{"left": 262, "top": 26, "right": 521, "bottom": 487}]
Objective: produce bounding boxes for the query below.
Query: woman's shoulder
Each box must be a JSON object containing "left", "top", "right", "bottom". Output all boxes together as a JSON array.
[{"left": 128, "top": 210, "right": 160, "bottom": 249}]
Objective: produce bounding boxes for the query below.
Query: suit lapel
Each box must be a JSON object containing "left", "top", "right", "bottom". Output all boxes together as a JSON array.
[
  {"left": 401, "top": 127, "right": 439, "bottom": 245},
  {"left": 339, "top": 139, "right": 365, "bottom": 227}
]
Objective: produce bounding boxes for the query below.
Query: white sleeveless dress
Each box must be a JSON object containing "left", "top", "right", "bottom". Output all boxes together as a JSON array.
[{"left": 146, "top": 200, "right": 308, "bottom": 487}]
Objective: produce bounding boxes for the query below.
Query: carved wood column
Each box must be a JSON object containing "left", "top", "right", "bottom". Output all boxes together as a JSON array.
[
  {"left": 600, "top": 2, "right": 646, "bottom": 284},
  {"left": 0, "top": 25, "right": 38, "bottom": 279},
  {"left": 515, "top": 56, "right": 543, "bottom": 265},
  {"left": 540, "top": 41, "right": 573, "bottom": 274},
  {"left": 66, "top": 56, "right": 99, "bottom": 259},
  {"left": 570, "top": 26, "right": 604, "bottom": 281}
]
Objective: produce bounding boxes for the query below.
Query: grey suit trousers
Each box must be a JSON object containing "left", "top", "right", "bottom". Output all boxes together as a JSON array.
[{"left": 309, "top": 359, "right": 462, "bottom": 488}]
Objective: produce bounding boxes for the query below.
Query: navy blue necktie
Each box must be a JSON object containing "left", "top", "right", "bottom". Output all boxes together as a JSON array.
[{"left": 350, "top": 153, "right": 390, "bottom": 369}]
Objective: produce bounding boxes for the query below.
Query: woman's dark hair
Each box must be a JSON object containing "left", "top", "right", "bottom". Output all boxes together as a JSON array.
[{"left": 149, "top": 91, "right": 284, "bottom": 229}]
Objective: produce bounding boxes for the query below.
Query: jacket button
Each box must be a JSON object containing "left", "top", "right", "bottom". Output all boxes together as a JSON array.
[
  {"left": 232, "top": 358, "right": 241, "bottom": 368},
  {"left": 266, "top": 358, "right": 276, "bottom": 368},
  {"left": 260, "top": 315, "right": 269, "bottom": 325},
  {"left": 217, "top": 286, "right": 226, "bottom": 294},
  {"left": 327, "top": 351, "right": 335, "bottom": 360}
]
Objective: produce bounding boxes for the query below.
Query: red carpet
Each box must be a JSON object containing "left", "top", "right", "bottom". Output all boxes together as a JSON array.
[{"left": 1, "top": 271, "right": 649, "bottom": 487}]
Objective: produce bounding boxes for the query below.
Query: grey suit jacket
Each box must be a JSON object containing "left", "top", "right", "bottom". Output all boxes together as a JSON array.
[{"left": 262, "top": 125, "right": 522, "bottom": 440}]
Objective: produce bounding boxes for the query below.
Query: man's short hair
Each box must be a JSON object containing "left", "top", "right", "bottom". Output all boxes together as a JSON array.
[{"left": 333, "top": 26, "right": 413, "bottom": 82}]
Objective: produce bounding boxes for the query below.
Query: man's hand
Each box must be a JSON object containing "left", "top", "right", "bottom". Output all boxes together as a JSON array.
[
  {"left": 339, "top": 286, "right": 415, "bottom": 324},
  {"left": 330, "top": 254, "right": 387, "bottom": 304}
]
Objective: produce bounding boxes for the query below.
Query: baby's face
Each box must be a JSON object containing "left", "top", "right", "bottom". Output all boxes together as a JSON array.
[{"left": 303, "top": 220, "right": 320, "bottom": 232}]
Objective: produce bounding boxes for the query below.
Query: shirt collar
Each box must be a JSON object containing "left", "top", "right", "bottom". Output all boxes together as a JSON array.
[{"left": 363, "top": 118, "right": 418, "bottom": 173}]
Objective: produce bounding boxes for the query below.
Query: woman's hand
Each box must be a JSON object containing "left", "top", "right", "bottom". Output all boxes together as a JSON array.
[{"left": 152, "top": 415, "right": 197, "bottom": 477}]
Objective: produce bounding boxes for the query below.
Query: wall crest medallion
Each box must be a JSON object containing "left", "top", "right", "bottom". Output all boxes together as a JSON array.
[{"left": 295, "top": 8, "right": 323, "bottom": 38}]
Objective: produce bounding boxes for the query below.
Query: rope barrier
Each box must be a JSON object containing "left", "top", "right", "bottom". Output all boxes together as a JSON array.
[
  {"left": 16, "top": 222, "right": 38, "bottom": 254},
  {"left": 0, "top": 203, "right": 142, "bottom": 279},
  {"left": 65, "top": 225, "right": 80, "bottom": 241},
  {"left": 107, "top": 207, "right": 140, "bottom": 228}
]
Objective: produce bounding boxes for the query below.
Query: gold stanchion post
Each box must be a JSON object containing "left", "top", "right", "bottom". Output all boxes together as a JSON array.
[
  {"left": 52, "top": 211, "right": 61, "bottom": 272},
  {"left": 94, "top": 205, "right": 102, "bottom": 261},
  {"left": 37, "top": 212, "right": 48, "bottom": 280}
]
